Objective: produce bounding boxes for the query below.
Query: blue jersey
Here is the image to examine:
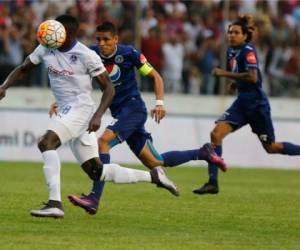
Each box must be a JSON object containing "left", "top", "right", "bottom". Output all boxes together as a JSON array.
[
  {"left": 90, "top": 44, "right": 148, "bottom": 117},
  {"left": 227, "top": 43, "right": 269, "bottom": 107},
  {"left": 218, "top": 43, "right": 275, "bottom": 143}
]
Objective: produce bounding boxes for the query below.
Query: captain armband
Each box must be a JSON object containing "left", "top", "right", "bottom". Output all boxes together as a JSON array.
[{"left": 138, "top": 62, "right": 153, "bottom": 76}]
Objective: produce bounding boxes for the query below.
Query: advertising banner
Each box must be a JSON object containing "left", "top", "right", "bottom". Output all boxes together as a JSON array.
[{"left": 1, "top": 109, "right": 300, "bottom": 169}]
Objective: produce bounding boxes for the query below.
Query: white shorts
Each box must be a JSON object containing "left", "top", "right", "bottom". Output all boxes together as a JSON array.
[{"left": 47, "top": 103, "right": 99, "bottom": 164}]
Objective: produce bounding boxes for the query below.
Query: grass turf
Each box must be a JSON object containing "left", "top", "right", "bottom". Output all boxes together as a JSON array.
[{"left": 0, "top": 161, "right": 299, "bottom": 250}]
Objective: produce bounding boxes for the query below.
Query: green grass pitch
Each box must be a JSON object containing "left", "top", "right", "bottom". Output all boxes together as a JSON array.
[{"left": 0, "top": 161, "right": 299, "bottom": 250}]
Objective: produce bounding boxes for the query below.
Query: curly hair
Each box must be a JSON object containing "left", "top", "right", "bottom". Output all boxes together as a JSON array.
[{"left": 229, "top": 14, "right": 255, "bottom": 43}]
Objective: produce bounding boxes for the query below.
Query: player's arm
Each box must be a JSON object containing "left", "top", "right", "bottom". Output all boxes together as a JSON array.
[
  {"left": 212, "top": 67, "right": 257, "bottom": 83},
  {"left": 147, "top": 68, "right": 166, "bottom": 124},
  {"left": 139, "top": 62, "right": 166, "bottom": 123},
  {"left": 87, "top": 71, "right": 115, "bottom": 132},
  {"left": 0, "top": 57, "right": 37, "bottom": 99}
]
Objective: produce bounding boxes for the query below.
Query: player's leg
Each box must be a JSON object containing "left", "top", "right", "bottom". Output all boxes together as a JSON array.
[
  {"left": 87, "top": 129, "right": 119, "bottom": 204},
  {"left": 68, "top": 132, "right": 179, "bottom": 214},
  {"left": 262, "top": 141, "right": 300, "bottom": 155},
  {"left": 30, "top": 123, "right": 71, "bottom": 218},
  {"left": 193, "top": 122, "right": 233, "bottom": 195},
  {"left": 251, "top": 107, "right": 300, "bottom": 155},
  {"left": 128, "top": 128, "right": 226, "bottom": 171},
  {"left": 194, "top": 101, "right": 246, "bottom": 195},
  {"left": 161, "top": 143, "right": 227, "bottom": 171}
]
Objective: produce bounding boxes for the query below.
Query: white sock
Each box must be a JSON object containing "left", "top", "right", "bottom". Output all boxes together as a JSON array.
[
  {"left": 101, "top": 163, "right": 151, "bottom": 183},
  {"left": 42, "top": 150, "right": 61, "bottom": 201}
]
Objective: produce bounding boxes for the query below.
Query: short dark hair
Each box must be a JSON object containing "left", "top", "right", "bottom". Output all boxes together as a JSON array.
[
  {"left": 96, "top": 22, "right": 117, "bottom": 35},
  {"left": 229, "top": 14, "right": 255, "bottom": 43},
  {"left": 56, "top": 14, "right": 79, "bottom": 37}
]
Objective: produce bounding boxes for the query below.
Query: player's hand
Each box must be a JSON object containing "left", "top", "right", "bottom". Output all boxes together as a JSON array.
[
  {"left": 151, "top": 105, "right": 166, "bottom": 124},
  {"left": 212, "top": 67, "right": 225, "bottom": 77},
  {"left": 227, "top": 82, "right": 236, "bottom": 95},
  {"left": 87, "top": 114, "right": 101, "bottom": 133},
  {"left": 0, "top": 86, "right": 6, "bottom": 100},
  {"left": 49, "top": 102, "right": 58, "bottom": 117}
]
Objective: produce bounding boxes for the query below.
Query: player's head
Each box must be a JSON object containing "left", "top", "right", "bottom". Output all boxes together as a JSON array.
[
  {"left": 95, "top": 22, "right": 118, "bottom": 57},
  {"left": 55, "top": 15, "right": 79, "bottom": 48},
  {"left": 227, "top": 14, "right": 255, "bottom": 47}
]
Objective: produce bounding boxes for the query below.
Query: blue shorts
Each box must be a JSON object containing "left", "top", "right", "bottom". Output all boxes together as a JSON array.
[
  {"left": 107, "top": 97, "right": 152, "bottom": 156},
  {"left": 216, "top": 98, "right": 275, "bottom": 144}
]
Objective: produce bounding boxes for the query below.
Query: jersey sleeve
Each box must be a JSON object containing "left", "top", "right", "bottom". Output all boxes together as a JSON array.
[
  {"left": 28, "top": 45, "right": 46, "bottom": 65},
  {"left": 243, "top": 46, "right": 258, "bottom": 70},
  {"left": 129, "top": 47, "right": 153, "bottom": 76},
  {"left": 86, "top": 49, "right": 106, "bottom": 77}
]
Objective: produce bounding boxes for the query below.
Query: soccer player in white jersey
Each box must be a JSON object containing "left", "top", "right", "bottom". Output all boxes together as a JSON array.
[{"left": 0, "top": 15, "right": 179, "bottom": 219}]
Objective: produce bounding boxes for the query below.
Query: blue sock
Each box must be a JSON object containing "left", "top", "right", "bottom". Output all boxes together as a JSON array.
[
  {"left": 162, "top": 149, "right": 200, "bottom": 167},
  {"left": 208, "top": 145, "right": 222, "bottom": 185},
  {"left": 282, "top": 142, "right": 300, "bottom": 155},
  {"left": 91, "top": 153, "right": 110, "bottom": 199}
]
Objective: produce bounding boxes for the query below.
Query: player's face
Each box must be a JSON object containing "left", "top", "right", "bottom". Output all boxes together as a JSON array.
[
  {"left": 96, "top": 31, "right": 118, "bottom": 56},
  {"left": 227, "top": 25, "right": 247, "bottom": 48}
]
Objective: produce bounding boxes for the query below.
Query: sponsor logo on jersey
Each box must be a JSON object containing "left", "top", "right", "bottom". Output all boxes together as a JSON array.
[
  {"left": 115, "top": 55, "right": 124, "bottom": 63},
  {"left": 140, "top": 54, "right": 147, "bottom": 64},
  {"left": 105, "top": 64, "right": 121, "bottom": 82},
  {"left": 48, "top": 65, "right": 74, "bottom": 76},
  {"left": 246, "top": 52, "right": 257, "bottom": 64}
]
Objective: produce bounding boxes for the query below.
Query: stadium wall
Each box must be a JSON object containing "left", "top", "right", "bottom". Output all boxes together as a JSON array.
[{"left": 1, "top": 88, "right": 300, "bottom": 169}]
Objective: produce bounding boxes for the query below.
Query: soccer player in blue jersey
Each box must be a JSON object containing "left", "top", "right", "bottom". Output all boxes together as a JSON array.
[
  {"left": 65, "top": 22, "right": 226, "bottom": 214},
  {"left": 194, "top": 15, "right": 300, "bottom": 195}
]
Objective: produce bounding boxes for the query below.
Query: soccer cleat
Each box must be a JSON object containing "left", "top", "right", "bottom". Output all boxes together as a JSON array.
[
  {"left": 68, "top": 193, "right": 99, "bottom": 215},
  {"left": 201, "top": 143, "right": 227, "bottom": 172},
  {"left": 193, "top": 182, "right": 219, "bottom": 195},
  {"left": 30, "top": 200, "right": 64, "bottom": 218},
  {"left": 150, "top": 166, "right": 179, "bottom": 196}
]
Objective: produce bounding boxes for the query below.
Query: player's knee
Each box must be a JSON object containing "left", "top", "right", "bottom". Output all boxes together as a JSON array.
[
  {"left": 210, "top": 130, "right": 222, "bottom": 144},
  {"left": 98, "top": 137, "right": 110, "bottom": 152},
  {"left": 37, "top": 137, "right": 55, "bottom": 152},
  {"left": 142, "top": 158, "right": 160, "bottom": 169},
  {"left": 81, "top": 158, "right": 103, "bottom": 181}
]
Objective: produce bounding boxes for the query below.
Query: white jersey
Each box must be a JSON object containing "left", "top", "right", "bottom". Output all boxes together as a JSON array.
[{"left": 29, "top": 41, "right": 106, "bottom": 107}]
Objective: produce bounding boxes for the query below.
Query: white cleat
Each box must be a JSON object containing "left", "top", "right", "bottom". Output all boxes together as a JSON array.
[
  {"left": 150, "top": 167, "right": 179, "bottom": 196},
  {"left": 30, "top": 200, "right": 64, "bottom": 219}
]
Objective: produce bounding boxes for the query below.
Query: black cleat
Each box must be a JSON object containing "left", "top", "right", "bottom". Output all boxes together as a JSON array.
[{"left": 193, "top": 182, "right": 219, "bottom": 195}]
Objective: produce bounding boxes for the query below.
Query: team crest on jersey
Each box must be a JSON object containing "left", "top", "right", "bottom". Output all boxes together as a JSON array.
[
  {"left": 115, "top": 55, "right": 124, "bottom": 63},
  {"left": 70, "top": 54, "right": 78, "bottom": 64},
  {"left": 105, "top": 64, "right": 121, "bottom": 82}
]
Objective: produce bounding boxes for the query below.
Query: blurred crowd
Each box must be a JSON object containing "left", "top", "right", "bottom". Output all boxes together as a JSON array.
[{"left": 0, "top": 0, "right": 300, "bottom": 97}]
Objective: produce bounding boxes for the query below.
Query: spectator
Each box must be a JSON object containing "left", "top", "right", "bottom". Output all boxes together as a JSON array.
[{"left": 162, "top": 32, "right": 184, "bottom": 93}]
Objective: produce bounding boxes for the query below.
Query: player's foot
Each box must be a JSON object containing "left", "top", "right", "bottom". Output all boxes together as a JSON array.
[
  {"left": 193, "top": 182, "right": 219, "bottom": 195},
  {"left": 30, "top": 200, "right": 64, "bottom": 218},
  {"left": 150, "top": 167, "right": 179, "bottom": 196},
  {"left": 68, "top": 193, "right": 99, "bottom": 215},
  {"left": 201, "top": 143, "right": 227, "bottom": 172}
]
